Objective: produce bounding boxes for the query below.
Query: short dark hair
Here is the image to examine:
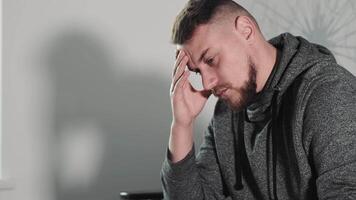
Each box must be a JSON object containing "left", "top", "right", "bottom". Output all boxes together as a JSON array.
[{"left": 171, "top": 0, "right": 258, "bottom": 45}]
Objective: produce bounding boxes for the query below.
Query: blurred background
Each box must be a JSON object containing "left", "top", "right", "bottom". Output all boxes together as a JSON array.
[{"left": 1, "top": 0, "right": 355, "bottom": 200}]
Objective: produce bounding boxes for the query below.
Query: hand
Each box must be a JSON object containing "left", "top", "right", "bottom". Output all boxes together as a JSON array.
[{"left": 170, "top": 50, "right": 212, "bottom": 127}]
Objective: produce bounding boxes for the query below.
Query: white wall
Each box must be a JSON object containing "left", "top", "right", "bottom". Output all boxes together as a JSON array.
[
  {"left": 1, "top": 1, "right": 217, "bottom": 200},
  {"left": 1, "top": 1, "right": 355, "bottom": 200}
]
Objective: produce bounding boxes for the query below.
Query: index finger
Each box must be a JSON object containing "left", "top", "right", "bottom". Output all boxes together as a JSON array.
[
  {"left": 175, "top": 49, "right": 180, "bottom": 59},
  {"left": 172, "top": 50, "right": 187, "bottom": 77}
]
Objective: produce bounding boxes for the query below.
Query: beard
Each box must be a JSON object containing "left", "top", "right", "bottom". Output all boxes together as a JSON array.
[{"left": 223, "top": 62, "right": 257, "bottom": 111}]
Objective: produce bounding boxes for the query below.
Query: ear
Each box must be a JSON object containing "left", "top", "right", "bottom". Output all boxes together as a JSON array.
[{"left": 234, "top": 15, "right": 254, "bottom": 42}]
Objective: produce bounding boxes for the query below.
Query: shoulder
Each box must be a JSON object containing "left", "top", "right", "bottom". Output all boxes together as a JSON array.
[
  {"left": 290, "top": 63, "right": 356, "bottom": 111},
  {"left": 293, "top": 63, "right": 356, "bottom": 126},
  {"left": 301, "top": 63, "right": 356, "bottom": 91}
]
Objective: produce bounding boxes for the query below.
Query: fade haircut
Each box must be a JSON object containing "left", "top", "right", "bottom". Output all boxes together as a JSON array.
[{"left": 171, "top": 0, "right": 259, "bottom": 45}]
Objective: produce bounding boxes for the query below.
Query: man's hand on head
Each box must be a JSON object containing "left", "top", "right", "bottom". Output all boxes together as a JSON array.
[{"left": 170, "top": 49, "right": 212, "bottom": 127}]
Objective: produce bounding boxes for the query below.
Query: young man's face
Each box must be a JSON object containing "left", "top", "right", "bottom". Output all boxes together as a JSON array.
[{"left": 178, "top": 21, "right": 257, "bottom": 110}]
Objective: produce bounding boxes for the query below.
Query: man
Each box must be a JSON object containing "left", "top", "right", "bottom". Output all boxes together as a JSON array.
[{"left": 161, "top": 0, "right": 356, "bottom": 199}]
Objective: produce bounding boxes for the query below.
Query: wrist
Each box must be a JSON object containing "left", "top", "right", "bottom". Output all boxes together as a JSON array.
[
  {"left": 169, "top": 122, "right": 194, "bottom": 163},
  {"left": 171, "top": 120, "right": 194, "bottom": 130}
]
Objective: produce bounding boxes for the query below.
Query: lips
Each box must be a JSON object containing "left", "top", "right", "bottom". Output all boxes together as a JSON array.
[{"left": 214, "top": 88, "right": 228, "bottom": 97}]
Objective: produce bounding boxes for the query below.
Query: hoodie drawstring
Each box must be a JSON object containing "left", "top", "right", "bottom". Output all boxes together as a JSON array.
[
  {"left": 232, "top": 110, "right": 245, "bottom": 190},
  {"left": 233, "top": 86, "right": 281, "bottom": 200},
  {"left": 267, "top": 86, "right": 281, "bottom": 200}
]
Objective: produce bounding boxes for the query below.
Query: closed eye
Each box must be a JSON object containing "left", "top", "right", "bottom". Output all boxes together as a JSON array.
[{"left": 205, "top": 58, "right": 214, "bottom": 65}]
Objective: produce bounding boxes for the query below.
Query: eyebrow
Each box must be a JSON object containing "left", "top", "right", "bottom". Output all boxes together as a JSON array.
[
  {"left": 199, "top": 48, "right": 209, "bottom": 63},
  {"left": 187, "top": 48, "right": 209, "bottom": 72}
]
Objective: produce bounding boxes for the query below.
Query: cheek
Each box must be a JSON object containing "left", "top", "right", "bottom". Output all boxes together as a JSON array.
[
  {"left": 219, "top": 62, "right": 248, "bottom": 87},
  {"left": 218, "top": 47, "right": 249, "bottom": 84}
]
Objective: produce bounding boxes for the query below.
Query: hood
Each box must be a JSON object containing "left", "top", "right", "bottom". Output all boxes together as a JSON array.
[
  {"left": 269, "top": 32, "right": 336, "bottom": 97},
  {"left": 232, "top": 32, "right": 337, "bottom": 200},
  {"left": 246, "top": 32, "right": 337, "bottom": 122}
]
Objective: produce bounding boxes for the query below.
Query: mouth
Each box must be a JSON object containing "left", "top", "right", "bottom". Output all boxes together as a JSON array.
[{"left": 214, "top": 88, "right": 228, "bottom": 98}]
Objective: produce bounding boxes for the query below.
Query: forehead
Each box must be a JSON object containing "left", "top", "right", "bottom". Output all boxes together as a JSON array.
[{"left": 176, "top": 24, "right": 217, "bottom": 66}]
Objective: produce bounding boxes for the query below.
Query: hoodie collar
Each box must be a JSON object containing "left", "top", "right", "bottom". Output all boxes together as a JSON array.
[
  {"left": 246, "top": 48, "right": 281, "bottom": 122},
  {"left": 245, "top": 32, "right": 303, "bottom": 122}
]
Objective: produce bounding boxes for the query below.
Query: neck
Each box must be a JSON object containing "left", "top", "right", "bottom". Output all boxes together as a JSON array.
[{"left": 251, "top": 40, "right": 277, "bottom": 93}]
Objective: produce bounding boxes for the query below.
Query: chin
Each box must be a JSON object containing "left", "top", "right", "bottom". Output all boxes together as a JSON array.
[{"left": 224, "top": 98, "right": 245, "bottom": 111}]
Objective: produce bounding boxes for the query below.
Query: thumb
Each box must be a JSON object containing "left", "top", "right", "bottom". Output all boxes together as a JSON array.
[{"left": 189, "top": 83, "right": 212, "bottom": 99}]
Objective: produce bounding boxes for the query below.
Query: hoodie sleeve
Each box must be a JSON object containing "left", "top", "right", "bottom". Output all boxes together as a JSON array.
[
  {"left": 303, "top": 71, "right": 356, "bottom": 199},
  {"left": 160, "top": 120, "right": 232, "bottom": 200}
]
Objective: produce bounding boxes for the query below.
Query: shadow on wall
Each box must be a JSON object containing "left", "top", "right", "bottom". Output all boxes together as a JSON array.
[{"left": 44, "top": 29, "right": 207, "bottom": 200}]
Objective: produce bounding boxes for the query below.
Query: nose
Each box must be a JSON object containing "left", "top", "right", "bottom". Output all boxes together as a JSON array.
[{"left": 201, "top": 70, "right": 218, "bottom": 91}]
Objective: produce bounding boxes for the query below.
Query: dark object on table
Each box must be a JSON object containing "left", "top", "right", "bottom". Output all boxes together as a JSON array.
[{"left": 120, "top": 191, "right": 163, "bottom": 200}]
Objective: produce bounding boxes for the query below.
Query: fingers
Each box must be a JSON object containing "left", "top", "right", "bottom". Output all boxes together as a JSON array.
[
  {"left": 172, "top": 56, "right": 188, "bottom": 86},
  {"left": 175, "top": 49, "right": 180, "bottom": 60},
  {"left": 172, "top": 50, "right": 187, "bottom": 78},
  {"left": 171, "top": 71, "right": 190, "bottom": 94},
  {"left": 187, "top": 81, "right": 211, "bottom": 99},
  {"left": 171, "top": 51, "right": 189, "bottom": 94}
]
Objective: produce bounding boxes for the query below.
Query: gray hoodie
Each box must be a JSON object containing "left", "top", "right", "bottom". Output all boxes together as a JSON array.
[{"left": 161, "top": 32, "right": 356, "bottom": 200}]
